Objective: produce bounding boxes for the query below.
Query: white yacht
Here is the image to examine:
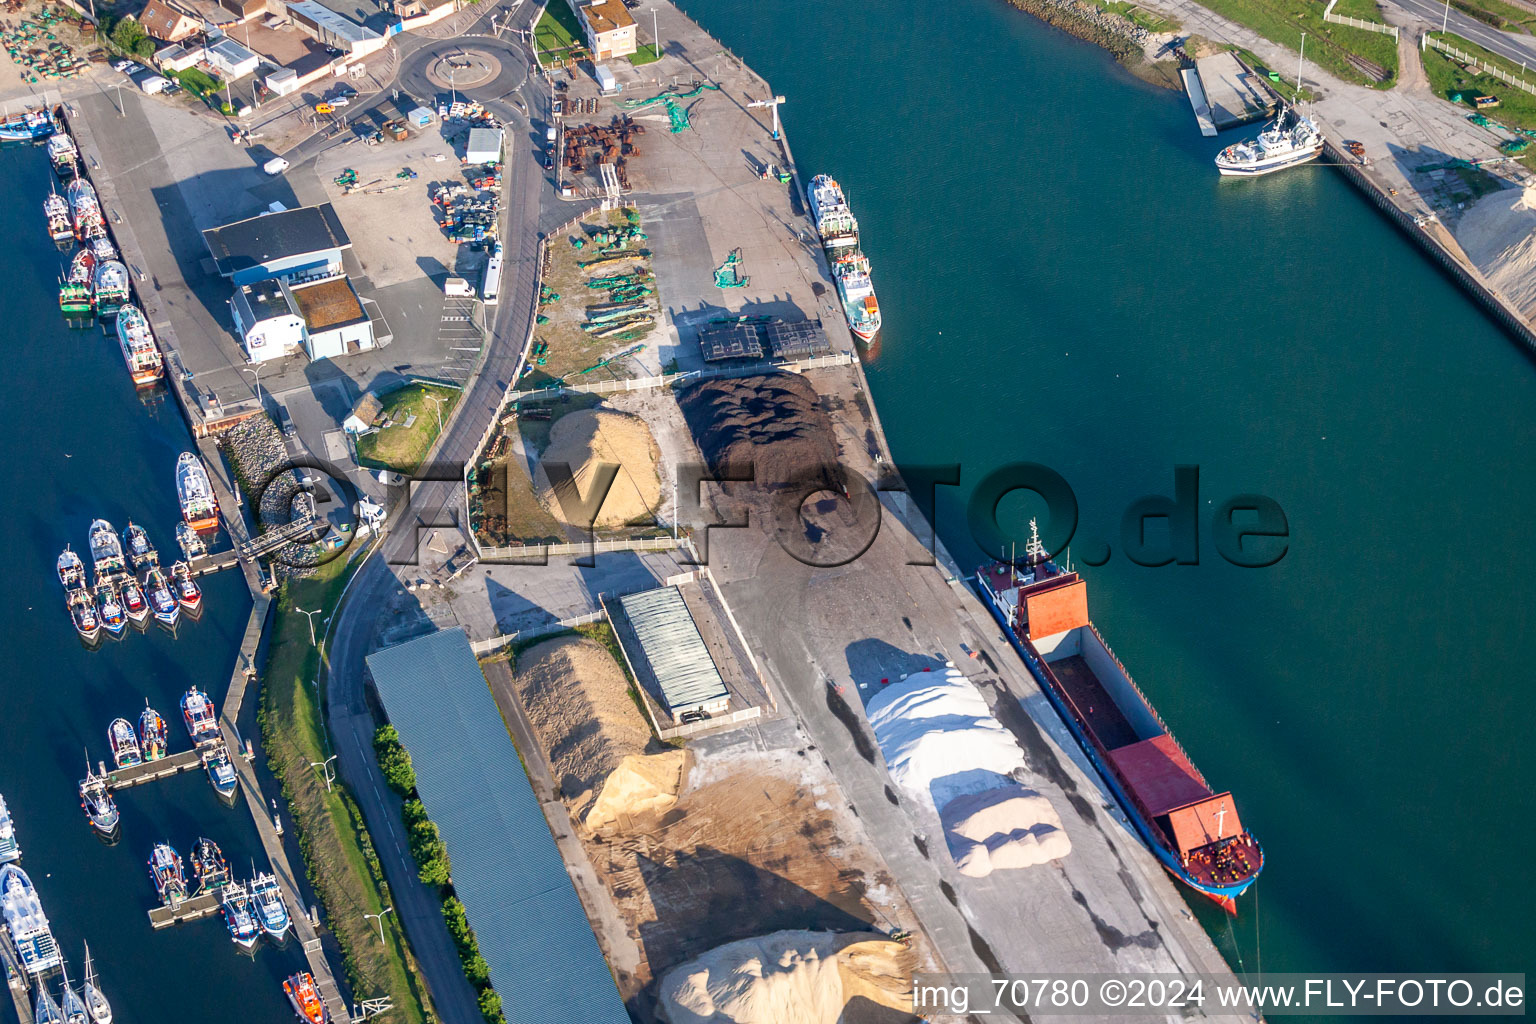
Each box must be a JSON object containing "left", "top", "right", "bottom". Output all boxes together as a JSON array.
[
  {"left": 0, "top": 793, "right": 20, "bottom": 864},
  {"left": 0, "top": 864, "right": 61, "bottom": 974}
]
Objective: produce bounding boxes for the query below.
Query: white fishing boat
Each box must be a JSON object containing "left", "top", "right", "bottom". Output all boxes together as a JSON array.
[
  {"left": 176, "top": 452, "right": 220, "bottom": 531},
  {"left": 251, "top": 871, "right": 291, "bottom": 940},
  {"left": 88, "top": 519, "right": 125, "bottom": 577},
  {"left": 115, "top": 305, "right": 164, "bottom": 386}
]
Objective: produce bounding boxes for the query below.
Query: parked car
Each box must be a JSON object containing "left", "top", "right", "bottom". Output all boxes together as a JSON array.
[
  {"left": 335, "top": 85, "right": 358, "bottom": 98},
  {"left": 329, "top": 96, "right": 350, "bottom": 107},
  {"left": 112, "top": 59, "right": 135, "bottom": 73}
]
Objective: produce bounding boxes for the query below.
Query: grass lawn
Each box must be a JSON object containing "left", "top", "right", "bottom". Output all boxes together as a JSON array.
[
  {"left": 1424, "top": 35, "right": 1536, "bottom": 130},
  {"left": 354, "top": 384, "right": 461, "bottom": 474},
  {"left": 1097, "top": 0, "right": 1180, "bottom": 31},
  {"left": 259, "top": 557, "right": 431, "bottom": 1024},
  {"left": 534, "top": 2, "right": 587, "bottom": 63},
  {"left": 1191, "top": 0, "right": 1398, "bottom": 87},
  {"left": 628, "top": 43, "right": 662, "bottom": 66}
]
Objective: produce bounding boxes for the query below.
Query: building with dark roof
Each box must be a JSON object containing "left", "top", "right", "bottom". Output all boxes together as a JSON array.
[
  {"left": 365, "top": 629, "right": 631, "bottom": 1024},
  {"left": 203, "top": 204, "right": 352, "bottom": 286},
  {"left": 286, "top": 0, "right": 386, "bottom": 53},
  {"left": 765, "top": 318, "right": 830, "bottom": 359},
  {"left": 292, "top": 278, "right": 373, "bottom": 358}
]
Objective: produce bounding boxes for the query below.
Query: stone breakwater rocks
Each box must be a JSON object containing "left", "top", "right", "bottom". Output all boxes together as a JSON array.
[
  {"left": 1003, "top": 0, "right": 1156, "bottom": 68},
  {"left": 216, "top": 415, "right": 320, "bottom": 577}
]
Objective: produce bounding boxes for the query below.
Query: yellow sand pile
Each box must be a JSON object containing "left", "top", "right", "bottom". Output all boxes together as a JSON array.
[
  {"left": 516, "top": 635, "right": 684, "bottom": 827},
  {"left": 658, "top": 931, "right": 915, "bottom": 1024},
  {"left": 1455, "top": 184, "right": 1536, "bottom": 319},
  {"left": 536, "top": 409, "right": 661, "bottom": 528}
]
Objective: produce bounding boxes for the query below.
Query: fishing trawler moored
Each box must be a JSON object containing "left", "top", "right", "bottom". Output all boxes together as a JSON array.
[
  {"left": 190, "top": 837, "right": 229, "bottom": 894},
  {"left": 144, "top": 566, "right": 179, "bottom": 628},
  {"left": 60, "top": 248, "right": 94, "bottom": 316},
  {"left": 95, "top": 583, "right": 126, "bottom": 638},
  {"left": 181, "top": 687, "right": 220, "bottom": 744},
  {"left": 93, "top": 260, "right": 129, "bottom": 319},
  {"left": 172, "top": 561, "right": 202, "bottom": 614},
  {"left": 148, "top": 842, "right": 186, "bottom": 904},
  {"left": 252, "top": 872, "right": 291, "bottom": 940},
  {"left": 107, "top": 718, "right": 141, "bottom": 768},
  {"left": 203, "top": 747, "right": 238, "bottom": 803},
  {"left": 0, "top": 109, "right": 55, "bottom": 142},
  {"left": 222, "top": 880, "right": 261, "bottom": 950},
  {"left": 118, "top": 575, "right": 149, "bottom": 627},
  {"left": 115, "top": 305, "right": 164, "bottom": 386},
  {"left": 47, "top": 130, "right": 77, "bottom": 178},
  {"left": 138, "top": 705, "right": 169, "bottom": 761},
  {"left": 176, "top": 453, "right": 220, "bottom": 531},
  {"left": 45, "top": 191, "right": 73, "bottom": 243},
  {"left": 78, "top": 765, "right": 119, "bottom": 840}
]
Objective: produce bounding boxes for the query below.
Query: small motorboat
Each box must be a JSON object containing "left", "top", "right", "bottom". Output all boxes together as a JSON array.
[
  {"left": 138, "top": 705, "right": 168, "bottom": 761},
  {"left": 283, "top": 973, "right": 329, "bottom": 1024},
  {"left": 107, "top": 719, "right": 141, "bottom": 769},
  {"left": 148, "top": 842, "right": 186, "bottom": 904}
]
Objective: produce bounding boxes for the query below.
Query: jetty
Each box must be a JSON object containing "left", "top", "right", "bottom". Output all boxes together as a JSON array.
[
  {"left": 0, "top": 931, "right": 33, "bottom": 1024},
  {"left": 1189, "top": 52, "right": 1275, "bottom": 133},
  {"left": 102, "top": 748, "right": 204, "bottom": 790},
  {"left": 146, "top": 891, "right": 221, "bottom": 929}
]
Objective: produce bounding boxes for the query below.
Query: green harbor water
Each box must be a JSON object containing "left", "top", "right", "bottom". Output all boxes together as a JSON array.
[
  {"left": 680, "top": 0, "right": 1535, "bottom": 980},
  {"left": 0, "top": 145, "right": 311, "bottom": 1022}
]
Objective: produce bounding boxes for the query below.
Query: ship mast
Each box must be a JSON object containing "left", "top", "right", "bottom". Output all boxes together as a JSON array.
[{"left": 1025, "top": 518, "right": 1046, "bottom": 570}]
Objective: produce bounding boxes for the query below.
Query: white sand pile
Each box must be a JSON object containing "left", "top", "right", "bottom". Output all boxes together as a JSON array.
[
  {"left": 516, "top": 636, "right": 683, "bottom": 826},
  {"left": 941, "top": 785, "right": 1072, "bottom": 877},
  {"left": 866, "top": 667, "right": 1029, "bottom": 811},
  {"left": 658, "top": 930, "right": 913, "bottom": 1024},
  {"left": 1454, "top": 184, "right": 1536, "bottom": 318},
  {"left": 536, "top": 409, "right": 661, "bottom": 527},
  {"left": 585, "top": 749, "right": 688, "bottom": 830},
  {"left": 867, "top": 667, "right": 1070, "bottom": 876}
]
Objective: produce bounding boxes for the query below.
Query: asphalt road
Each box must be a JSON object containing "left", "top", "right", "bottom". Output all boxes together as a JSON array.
[
  {"left": 309, "top": 6, "right": 564, "bottom": 1022},
  {"left": 1391, "top": 0, "right": 1536, "bottom": 68}
]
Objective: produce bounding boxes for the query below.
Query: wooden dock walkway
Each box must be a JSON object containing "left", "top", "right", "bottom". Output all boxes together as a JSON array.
[
  {"left": 0, "top": 931, "right": 33, "bottom": 1024},
  {"left": 103, "top": 748, "right": 203, "bottom": 790},
  {"left": 146, "top": 891, "right": 221, "bottom": 929}
]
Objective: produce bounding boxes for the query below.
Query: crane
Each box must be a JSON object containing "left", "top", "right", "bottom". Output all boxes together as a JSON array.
[{"left": 747, "top": 94, "right": 786, "bottom": 140}]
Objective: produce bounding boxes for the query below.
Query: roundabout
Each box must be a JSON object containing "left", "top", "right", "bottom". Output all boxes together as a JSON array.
[{"left": 397, "top": 36, "right": 531, "bottom": 104}]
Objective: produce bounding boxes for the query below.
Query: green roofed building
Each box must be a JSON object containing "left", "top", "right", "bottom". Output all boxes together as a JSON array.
[{"left": 365, "top": 628, "right": 629, "bottom": 1024}]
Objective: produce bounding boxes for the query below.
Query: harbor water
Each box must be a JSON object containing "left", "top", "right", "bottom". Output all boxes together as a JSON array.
[
  {"left": 0, "top": 145, "right": 309, "bottom": 1022},
  {"left": 680, "top": 0, "right": 1535, "bottom": 983}
]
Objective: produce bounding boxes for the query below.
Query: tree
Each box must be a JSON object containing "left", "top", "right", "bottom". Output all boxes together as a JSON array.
[
  {"left": 133, "top": 36, "right": 155, "bottom": 58},
  {"left": 463, "top": 952, "right": 490, "bottom": 987},
  {"left": 477, "top": 987, "right": 503, "bottom": 1024},
  {"left": 109, "top": 16, "right": 146, "bottom": 53},
  {"left": 374, "top": 726, "right": 416, "bottom": 795}
]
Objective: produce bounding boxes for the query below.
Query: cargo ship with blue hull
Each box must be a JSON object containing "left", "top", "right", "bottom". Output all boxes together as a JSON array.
[{"left": 975, "top": 522, "right": 1262, "bottom": 912}]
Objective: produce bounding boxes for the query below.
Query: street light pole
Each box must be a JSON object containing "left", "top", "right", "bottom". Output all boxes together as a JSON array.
[
  {"left": 240, "top": 364, "right": 264, "bottom": 407},
  {"left": 1442, "top": 0, "right": 1451, "bottom": 35},
  {"left": 364, "top": 906, "right": 393, "bottom": 944},
  {"left": 425, "top": 393, "right": 445, "bottom": 434},
  {"left": 295, "top": 606, "right": 324, "bottom": 646},
  {"left": 309, "top": 754, "right": 338, "bottom": 793},
  {"left": 650, "top": 6, "right": 659, "bottom": 60}
]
